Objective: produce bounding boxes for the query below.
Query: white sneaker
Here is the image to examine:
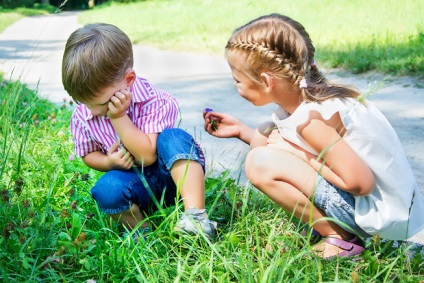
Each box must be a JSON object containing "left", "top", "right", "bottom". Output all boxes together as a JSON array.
[{"left": 174, "top": 208, "right": 217, "bottom": 239}]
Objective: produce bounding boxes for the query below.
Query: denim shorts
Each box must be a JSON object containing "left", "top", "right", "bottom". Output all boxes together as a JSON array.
[
  {"left": 90, "top": 128, "right": 205, "bottom": 215},
  {"left": 313, "top": 174, "right": 371, "bottom": 238}
]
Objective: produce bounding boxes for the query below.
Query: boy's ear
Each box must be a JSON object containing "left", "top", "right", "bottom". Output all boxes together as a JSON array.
[
  {"left": 260, "top": 72, "right": 274, "bottom": 93},
  {"left": 124, "top": 69, "right": 136, "bottom": 87}
]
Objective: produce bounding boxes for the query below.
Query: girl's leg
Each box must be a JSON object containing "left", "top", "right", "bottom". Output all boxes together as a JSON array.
[{"left": 245, "top": 146, "right": 354, "bottom": 242}]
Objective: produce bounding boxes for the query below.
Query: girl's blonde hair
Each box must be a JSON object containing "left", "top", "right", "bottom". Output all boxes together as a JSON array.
[
  {"left": 62, "top": 23, "right": 134, "bottom": 103},
  {"left": 225, "top": 14, "right": 360, "bottom": 102}
]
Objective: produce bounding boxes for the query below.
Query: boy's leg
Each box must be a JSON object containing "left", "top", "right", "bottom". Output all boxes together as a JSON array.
[
  {"left": 156, "top": 128, "right": 217, "bottom": 237},
  {"left": 110, "top": 203, "right": 147, "bottom": 230},
  {"left": 90, "top": 169, "right": 156, "bottom": 230},
  {"left": 170, "top": 159, "right": 205, "bottom": 210}
]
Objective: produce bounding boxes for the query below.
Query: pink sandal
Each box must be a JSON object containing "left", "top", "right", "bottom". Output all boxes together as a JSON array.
[{"left": 319, "top": 236, "right": 365, "bottom": 260}]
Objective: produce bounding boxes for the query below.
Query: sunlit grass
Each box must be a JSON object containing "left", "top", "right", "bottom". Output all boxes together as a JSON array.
[
  {"left": 0, "top": 77, "right": 423, "bottom": 281},
  {"left": 0, "top": 5, "right": 56, "bottom": 32},
  {"left": 79, "top": 0, "right": 424, "bottom": 77}
]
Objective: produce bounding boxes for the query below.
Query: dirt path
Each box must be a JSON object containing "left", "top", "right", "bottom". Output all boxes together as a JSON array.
[{"left": 1, "top": 12, "right": 423, "bottom": 245}]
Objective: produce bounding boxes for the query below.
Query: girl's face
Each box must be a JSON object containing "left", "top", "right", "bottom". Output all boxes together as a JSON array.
[{"left": 226, "top": 51, "right": 272, "bottom": 106}]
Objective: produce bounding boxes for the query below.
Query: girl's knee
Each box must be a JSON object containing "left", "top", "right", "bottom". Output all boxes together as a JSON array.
[{"left": 245, "top": 146, "right": 275, "bottom": 186}]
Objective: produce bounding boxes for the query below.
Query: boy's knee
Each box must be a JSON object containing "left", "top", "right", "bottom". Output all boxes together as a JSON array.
[
  {"left": 158, "top": 128, "right": 189, "bottom": 145},
  {"left": 90, "top": 176, "right": 131, "bottom": 212}
]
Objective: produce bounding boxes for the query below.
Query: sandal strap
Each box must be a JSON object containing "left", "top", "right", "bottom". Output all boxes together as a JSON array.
[{"left": 325, "top": 236, "right": 364, "bottom": 251}]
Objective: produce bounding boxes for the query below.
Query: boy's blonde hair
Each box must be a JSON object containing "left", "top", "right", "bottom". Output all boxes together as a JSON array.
[
  {"left": 62, "top": 23, "right": 134, "bottom": 103},
  {"left": 226, "top": 14, "right": 360, "bottom": 102}
]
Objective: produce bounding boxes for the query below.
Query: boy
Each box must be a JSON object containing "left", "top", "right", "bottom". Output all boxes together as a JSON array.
[{"left": 62, "top": 23, "right": 216, "bottom": 238}]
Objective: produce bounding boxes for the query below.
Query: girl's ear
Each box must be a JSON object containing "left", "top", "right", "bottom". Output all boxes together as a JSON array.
[
  {"left": 260, "top": 72, "right": 274, "bottom": 93},
  {"left": 124, "top": 69, "right": 136, "bottom": 87}
]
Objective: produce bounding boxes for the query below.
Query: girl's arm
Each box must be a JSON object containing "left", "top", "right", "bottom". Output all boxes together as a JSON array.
[
  {"left": 299, "top": 112, "right": 375, "bottom": 196},
  {"left": 203, "top": 111, "right": 255, "bottom": 144}
]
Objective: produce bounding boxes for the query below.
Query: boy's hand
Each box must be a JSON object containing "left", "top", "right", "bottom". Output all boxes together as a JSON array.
[
  {"left": 107, "top": 88, "right": 133, "bottom": 119},
  {"left": 106, "top": 140, "right": 135, "bottom": 170}
]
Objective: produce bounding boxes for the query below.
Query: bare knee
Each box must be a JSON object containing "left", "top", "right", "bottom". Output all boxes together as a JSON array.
[{"left": 245, "top": 146, "right": 276, "bottom": 188}]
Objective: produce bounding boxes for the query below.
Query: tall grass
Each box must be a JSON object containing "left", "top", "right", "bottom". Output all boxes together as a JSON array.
[
  {"left": 79, "top": 0, "right": 424, "bottom": 77},
  {"left": 0, "top": 78, "right": 423, "bottom": 281}
]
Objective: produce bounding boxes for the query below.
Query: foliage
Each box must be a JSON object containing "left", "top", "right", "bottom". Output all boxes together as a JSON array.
[
  {"left": 0, "top": 4, "right": 55, "bottom": 32},
  {"left": 0, "top": 0, "right": 35, "bottom": 8},
  {"left": 79, "top": 0, "right": 424, "bottom": 78},
  {"left": 0, "top": 78, "right": 423, "bottom": 281},
  {"left": 112, "top": 0, "right": 145, "bottom": 3}
]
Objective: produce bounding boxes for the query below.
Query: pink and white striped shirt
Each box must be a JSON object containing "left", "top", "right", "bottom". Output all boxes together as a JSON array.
[{"left": 70, "top": 77, "right": 179, "bottom": 157}]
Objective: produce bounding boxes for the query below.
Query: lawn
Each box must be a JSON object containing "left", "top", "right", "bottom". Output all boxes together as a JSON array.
[
  {"left": 0, "top": 77, "right": 423, "bottom": 282},
  {"left": 79, "top": 0, "right": 424, "bottom": 77},
  {"left": 0, "top": 1, "right": 423, "bottom": 282}
]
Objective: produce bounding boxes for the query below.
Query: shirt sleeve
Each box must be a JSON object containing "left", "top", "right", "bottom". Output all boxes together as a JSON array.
[
  {"left": 132, "top": 88, "right": 179, "bottom": 134},
  {"left": 70, "top": 112, "right": 102, "bottom": 157}
]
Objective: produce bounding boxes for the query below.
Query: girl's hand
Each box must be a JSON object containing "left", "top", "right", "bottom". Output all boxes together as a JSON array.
[
  {"left": 106, "top": 140, "right": 135, "bottom": 170},
  {"left": 108, "top": 88, "right": 133, "bottom": 119},
  {"left": 203, "top": 110, "right": 242, "bottom": 138},
  {"left": 267, "top": 129, "right": 296, "bottom": 152}
]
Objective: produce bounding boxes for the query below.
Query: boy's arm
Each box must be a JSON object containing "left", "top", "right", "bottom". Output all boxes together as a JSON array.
[
  {"left": 108, "top": 88, "right": 158, "bottom": 166},
  {"left": 111, "top": 116, "right": 158, "bottom": 166},
  {"left": 82, "top": 141, "right": 135, "bottom": 172}
]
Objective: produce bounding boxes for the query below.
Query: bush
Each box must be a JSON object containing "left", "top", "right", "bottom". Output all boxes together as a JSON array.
[
  {"left": 0, "top": 0, "right": 35, "bottom": 8},
  {"left": 112, "top": 0, "right": 145, "bottom": 3}
]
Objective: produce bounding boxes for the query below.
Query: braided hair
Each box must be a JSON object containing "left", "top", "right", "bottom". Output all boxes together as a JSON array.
[{"left": 225, "top": 14, "right": 360, "bottom": 102}]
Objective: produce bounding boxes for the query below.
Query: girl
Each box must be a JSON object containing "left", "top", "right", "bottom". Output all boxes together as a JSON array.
[{"left": 203, "top": 13, "right": 424, "bottom": 259}]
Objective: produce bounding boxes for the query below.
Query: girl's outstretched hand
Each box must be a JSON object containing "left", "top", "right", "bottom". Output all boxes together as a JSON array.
[{"left": 203, "top": 109, "right": 242, "bottom": 138}]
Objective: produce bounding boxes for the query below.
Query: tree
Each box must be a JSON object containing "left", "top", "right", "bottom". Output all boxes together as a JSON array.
[{"left": 41, "top": 0, "right": 50, "bottom": 4}]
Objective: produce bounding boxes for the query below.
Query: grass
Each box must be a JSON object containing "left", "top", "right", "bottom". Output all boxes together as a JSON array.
[
  {"left": 0, "top": 78, "right": 423, "bottom": 282},
  {"left": 78, "top": 0, "right": 424, "bottom": 78},
  {"left": 0, "top": 4, "right": 56, "bottom": 32},
  {"left": 0, "top": 1, "right": 423, "bottom": 282}
]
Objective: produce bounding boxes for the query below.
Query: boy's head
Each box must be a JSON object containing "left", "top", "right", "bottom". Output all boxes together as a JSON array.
[{"left": 62, "top": 23, "right": 134, "bottom": 104}]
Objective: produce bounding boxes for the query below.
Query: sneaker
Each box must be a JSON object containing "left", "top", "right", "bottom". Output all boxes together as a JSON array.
[{"left": 174, "top": 208, "right": 217, "bottom": 239}]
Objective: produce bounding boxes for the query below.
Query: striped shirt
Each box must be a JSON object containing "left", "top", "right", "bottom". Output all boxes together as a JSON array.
[{"left": 70, "top": 77, "right": 179, "bottom": 157}]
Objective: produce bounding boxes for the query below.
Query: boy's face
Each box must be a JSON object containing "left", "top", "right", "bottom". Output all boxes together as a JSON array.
[
  {"left": 84, "top": 79, "right": 128, "bottom": 117},
  {"left": 82, "top": 69, "right": 136, "bottom": 117}
]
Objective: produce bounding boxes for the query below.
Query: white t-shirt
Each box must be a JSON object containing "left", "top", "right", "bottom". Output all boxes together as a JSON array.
[{"left": 271, "top": 97, "right": 424, "bottom": 240}]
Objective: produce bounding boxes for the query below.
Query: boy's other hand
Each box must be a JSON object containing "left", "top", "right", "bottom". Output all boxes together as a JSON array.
[
  {"left": 106, "top": 140, "right": 135, "bottom": 170},
  {"left": 107, "top": 88, "right": 133, "bottom": 119}
]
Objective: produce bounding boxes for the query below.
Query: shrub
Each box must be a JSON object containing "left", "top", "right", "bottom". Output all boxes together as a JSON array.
[{"left": 0, "top": 0, "right": 35, "bottom": 8}]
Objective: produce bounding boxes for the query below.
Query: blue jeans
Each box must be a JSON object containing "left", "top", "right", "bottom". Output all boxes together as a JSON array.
[
  {"left": 314, "top": 174, "right": 371, "bottom": 238},
  {"left": 90, "top": 128, "right": 205, "bottom": 215}
]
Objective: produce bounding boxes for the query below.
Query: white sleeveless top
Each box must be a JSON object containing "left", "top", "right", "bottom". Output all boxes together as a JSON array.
[{"left": 271, "top": 98, "right": 424, "bottom": 240}]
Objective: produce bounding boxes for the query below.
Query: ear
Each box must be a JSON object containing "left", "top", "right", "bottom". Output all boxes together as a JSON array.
[
  {"left": 124, "top": 69, "right": 136, "bottom": 87},
  {"left": 260, "top": 72, "right": 274, "bottom": 93}
]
